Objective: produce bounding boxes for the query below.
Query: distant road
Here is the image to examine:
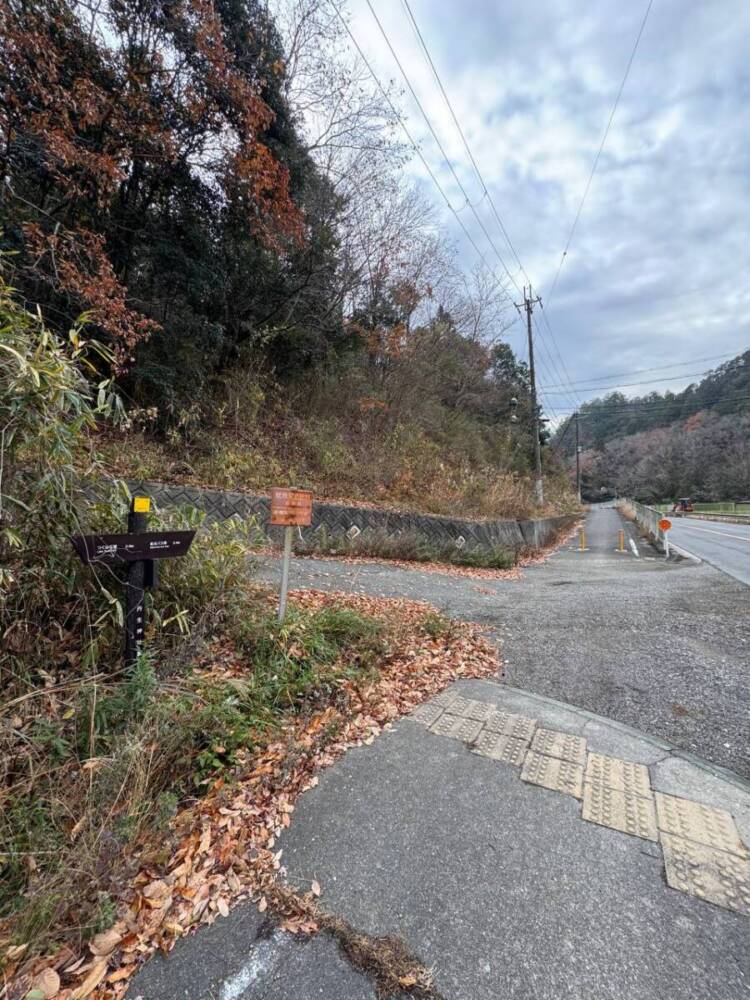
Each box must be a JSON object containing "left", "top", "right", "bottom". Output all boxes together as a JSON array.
[{"left": 668, "top": 516, "right": 750, "bottom": 586}]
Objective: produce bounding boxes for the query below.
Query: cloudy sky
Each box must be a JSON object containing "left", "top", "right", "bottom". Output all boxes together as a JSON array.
[{"left": 345, "top": 0, "right": 750, "bottom": 419}]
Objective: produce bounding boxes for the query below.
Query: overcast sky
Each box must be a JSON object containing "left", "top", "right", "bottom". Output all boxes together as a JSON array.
[{"left": 347, "top": 0, "right": 750, "bottom": 419}]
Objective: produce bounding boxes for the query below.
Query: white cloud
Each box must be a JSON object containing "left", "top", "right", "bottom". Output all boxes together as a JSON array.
[{"left": 347, "top": 0, "right": 750, "bottom": 413}]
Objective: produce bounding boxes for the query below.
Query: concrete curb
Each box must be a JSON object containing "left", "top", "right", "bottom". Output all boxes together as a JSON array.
[
  {"left": 476, "top": 679, "right": 750, "bottom": 795},
  {"left": 668, "top": 540, "right": 702, "bottom": 564}
]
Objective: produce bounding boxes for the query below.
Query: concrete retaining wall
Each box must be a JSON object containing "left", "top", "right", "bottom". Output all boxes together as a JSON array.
[{"left": 123, "top": 479, "right": 577, "bottom": 555}]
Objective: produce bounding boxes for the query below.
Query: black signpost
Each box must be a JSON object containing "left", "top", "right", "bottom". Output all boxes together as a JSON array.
[{"left": 71, "top": 496, "right": 195, "bottom": 667}]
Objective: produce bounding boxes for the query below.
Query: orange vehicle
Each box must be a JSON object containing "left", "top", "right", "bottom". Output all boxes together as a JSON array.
[{"left": 671, "top": 497, "right": 694, "bottom": 513}]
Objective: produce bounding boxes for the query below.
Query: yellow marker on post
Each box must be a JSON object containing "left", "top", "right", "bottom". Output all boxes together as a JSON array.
[{"left": 133, "top": 496, "right": 151, "bottom": 514}]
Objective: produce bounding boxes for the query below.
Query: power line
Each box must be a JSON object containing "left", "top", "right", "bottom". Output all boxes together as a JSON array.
[
  {"left": 540, "top": 367, "right": 724, "bottom": 394},
  {"left": 364, "top": 0, "right": 519, "bottom": 290},
  {"left": 397, "top": 0, "right": 583, "bottom": 412},
  {"left": 332, "top": 4, "right": 575, "bottom": 422},
  {"left": 326, "top": 6, "right": 511, "bottom": 298},
  {"left": 550, "top": 390, "right": 750, "bottom": 415},
  {"left": 532, "top": 313, "right": 582, "bottom": 412},
  {"left": 539, "top": 351, "right": 743, "bottom": 389},
  {"left": 546, "top": 0, "right": 654, "bottom": 307},
  {"left": 399, "top": 0, "right": 527, "bottom": 281},
  {"left": 365, "top": 1, "right": 581, "bottom": 414}
]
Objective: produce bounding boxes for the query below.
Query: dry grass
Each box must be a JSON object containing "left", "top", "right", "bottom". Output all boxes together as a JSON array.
[
  {"left": 97, "top": 418, "right": 578, "bottom": 523},
  {"left": 3, "top": 591, "right": 499, "bottom": 998}
]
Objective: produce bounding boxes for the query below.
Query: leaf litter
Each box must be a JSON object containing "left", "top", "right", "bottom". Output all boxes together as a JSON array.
[{"left": 2, "top": 591, "right": 498, "bottom": 999}]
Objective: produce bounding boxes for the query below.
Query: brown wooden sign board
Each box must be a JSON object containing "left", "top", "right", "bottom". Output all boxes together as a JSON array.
[
  {"left": 269, "top": 488, "right": 313, "bottom": 527},
  {"left": 71, "top": 530, "right": 196, "bottom": 565}
]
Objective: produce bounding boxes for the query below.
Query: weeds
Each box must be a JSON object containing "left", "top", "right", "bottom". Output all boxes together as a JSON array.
[
  {"left": 0, "top": 286, "right": 391, "bottom": 960},
  {"left": 0, "top": 597, "right": 385, "bottom": 957}
]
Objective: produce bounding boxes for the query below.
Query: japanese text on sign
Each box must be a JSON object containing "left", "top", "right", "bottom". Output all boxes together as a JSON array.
[{"left": 269, "top": 488, "right": 313, "bottom": 527}]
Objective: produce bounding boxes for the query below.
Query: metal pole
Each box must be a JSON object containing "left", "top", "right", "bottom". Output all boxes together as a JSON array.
[
  {"left": 575, "top": 411, "right": 582, "bottom": 503},
  {"left": 278, "top": 525, "right": 293, "bottom": 621},
  {"left": 524, "top": 286, "right": 544, "bottom": 507},
  {"left": 124, "top": 502, "right": 147, "bottom": 668}
]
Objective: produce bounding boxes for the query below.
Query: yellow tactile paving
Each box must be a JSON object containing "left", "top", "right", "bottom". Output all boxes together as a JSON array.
[
  {"left": 415, "top": 696, "right": 750, "bottom": 919},
  {"left": 429, "top": 713, "right": 484, "bottom": 743},
  {"left": 530, "top": 728, "right": 587, "bottom": 766},
  {"left": 447, "top": 696, "right": 496, "bottom": 722},
  {"left": 521, "top": 750, "right": 584, "bottom": 798},
  {"left": 410, "top": 701, "right": 446, "bottom": 727},
  {"left": 582, "top": 783, "right": 658, "bottom": 841},
  {"left": 472, "top": 731, "right": 528, "bottom": 765},
  {"left": 661, "top": 833, "right": 750, "bottom": 916},
  {"left": 483, "top": 711, "right": 537, "bottom": 743},
  {"left": 585, "top": 753, "right": 652, "bottom": 798},
  {"left": 655, "top": 792, "right": 749, "bottom": 858}
]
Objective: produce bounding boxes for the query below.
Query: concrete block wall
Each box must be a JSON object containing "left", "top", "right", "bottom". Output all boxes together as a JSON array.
[{"left": 124, "top": 480, "right": 577, "bottom": 555}]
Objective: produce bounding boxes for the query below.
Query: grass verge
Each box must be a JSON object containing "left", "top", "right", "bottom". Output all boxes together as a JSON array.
[
  {"left": 2, "top": 591, "right": 498, "bottom": 998},
  {"left": 1, "top": 591, "right": 385, "bottom": 962}
]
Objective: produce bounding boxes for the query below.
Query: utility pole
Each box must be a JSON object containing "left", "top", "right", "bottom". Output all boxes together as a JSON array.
[
  {"left": 516, "top": 286, "right": 544, "bottom": 506},
  {"left": 575, "top": 410, "right": 582, "bottom": 504}
]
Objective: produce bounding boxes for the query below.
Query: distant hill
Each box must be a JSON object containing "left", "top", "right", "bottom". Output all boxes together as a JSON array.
[
  {"left": 553, "top": 349, "right": 750, "bottom": 502},
  {"left": 556, "top": 350, "right": 750, "bottom": 456}
]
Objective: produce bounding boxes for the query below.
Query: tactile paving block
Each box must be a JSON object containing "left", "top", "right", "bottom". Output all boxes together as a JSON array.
[
  {"left": 410, "top": 702, "right": 445, "bottom": 727},
  {"left": 530, "top": 728, "right": 587, "bottom": 766},
  {"left": 661, "top": 833, "right": 750, "bottom": 916},
  {"left": 483, "top": 711, "right": 537, "bottom": 743},
  {"left": 472, "top": 732, "right": 528, "bottom": 765},
  {"left": 432, "top": 689, "right": 458, "bottom": 709},
  {"left": 446, "top": 696, "right": 496, "bottom": 722},
  {"left": 585, "top": 753, "right": 652, "bottom": 798},
  {"left": 582, "top": 783, "right": 658, "bottom": 841},
  {"left": 521, "top": 751, "right": 584, "bottom": 798},
  {"left": 655, "top": 792, "right": 748, "bottom": 858},
  {"left": 429, "top": 713, "right": 484, "bottom": 743}
]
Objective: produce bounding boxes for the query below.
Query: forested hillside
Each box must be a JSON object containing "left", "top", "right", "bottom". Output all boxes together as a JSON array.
[
  {"left": 0, "top": 0, "right": 570, "bottom": 518},
  {"left": 555, "top": 351, "right": 750, "bottom": 501}
]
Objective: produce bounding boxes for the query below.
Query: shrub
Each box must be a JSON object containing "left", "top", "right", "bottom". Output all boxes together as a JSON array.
[{"left": 0, "top": 275, "right": 125, "bottom": 677}]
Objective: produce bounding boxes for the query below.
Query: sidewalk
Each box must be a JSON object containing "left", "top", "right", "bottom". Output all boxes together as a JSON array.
[{"left": 129, "top": 680, "right": 750, "bottom": 1000}]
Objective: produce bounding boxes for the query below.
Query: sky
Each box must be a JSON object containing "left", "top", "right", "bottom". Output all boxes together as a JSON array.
[{"left": 345, "top": 0, "right": 750, "bottom": 421}]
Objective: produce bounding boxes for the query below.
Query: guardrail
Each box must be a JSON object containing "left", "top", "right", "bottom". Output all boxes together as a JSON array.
[
  {"left": 672, "top": 511, "right": 750, "bottom": 524},
  {"left": 616, "top": 499, "right": 665, "bottom": 548},
  {"left": 654, "top": 502, "right": 750, "bottom": 516}
]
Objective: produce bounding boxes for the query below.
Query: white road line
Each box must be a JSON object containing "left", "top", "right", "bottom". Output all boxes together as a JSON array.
[
  {"left": 680, "top": 525, "right": 750, "bottom": 543},
  {"left": 629, "top": 538, "right": 639, "bottom": 558}
]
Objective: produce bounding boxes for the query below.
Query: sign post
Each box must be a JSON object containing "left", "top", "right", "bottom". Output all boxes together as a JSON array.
[
  {"left": 125, "top": 496, "right": 149, "bottom": 668},
  {"left": 71, "top": 496, "right": 195, "bottom": 668},
  {"left": 659, "top": 517, "right": 672, "bottom": 559},
  {"left": 269, "top": 488, "right": 313, "bottom": 621}
]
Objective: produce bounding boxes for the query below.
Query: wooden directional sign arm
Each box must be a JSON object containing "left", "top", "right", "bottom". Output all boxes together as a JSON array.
[
  {"left": 71, "top": 530, "right": 196, "bottom": 564},
  {"left": 71, "top": 494, "right": 196, "bottom": 670}
]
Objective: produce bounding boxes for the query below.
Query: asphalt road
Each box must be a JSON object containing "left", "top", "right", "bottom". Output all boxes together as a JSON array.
[
  {"left": 667, "top": 515, "right": 750, "bottom": 586},
  {"left": 129, "top": 684, "right": 750, "bottom": 1000},
  {"left": 257, "top": 505, "right": 750, "bottom": 778}
]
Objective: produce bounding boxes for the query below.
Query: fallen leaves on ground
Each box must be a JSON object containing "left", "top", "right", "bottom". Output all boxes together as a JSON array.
[
  {"left": 1, "top": 592, "right": 498, "bottom": 999},
  {"left": 260, "top": 545, "right": 522, "bottom": 581}
]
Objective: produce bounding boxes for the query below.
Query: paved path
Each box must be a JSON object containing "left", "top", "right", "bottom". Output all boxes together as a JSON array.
[
  {"left": 667, "top": 515, "right": 750, "bottom": 586},
  {"left": 130, "top": 684, "right": 750, "bottom": 1000},
  {"left": 128, "top": 507, "right": 750, "bottom": 999},
  {"left": 259, "top": 505, "right": 749, "bottom": 778}
]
